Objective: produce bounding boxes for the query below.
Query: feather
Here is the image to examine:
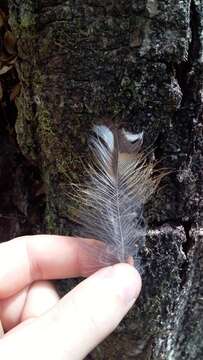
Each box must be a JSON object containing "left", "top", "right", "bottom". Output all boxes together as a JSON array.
[{"left": 69, "top": 124, "right": 160, "bottom": 270}]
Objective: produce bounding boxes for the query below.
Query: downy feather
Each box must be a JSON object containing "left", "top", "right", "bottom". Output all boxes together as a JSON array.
[{"left": 69, "top": 124, "right": 160, "bottom": 269}]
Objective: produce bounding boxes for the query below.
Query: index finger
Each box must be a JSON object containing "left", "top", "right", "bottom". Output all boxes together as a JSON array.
[{"left": 0, "top": 235, "right": 102, "bottom": 299}]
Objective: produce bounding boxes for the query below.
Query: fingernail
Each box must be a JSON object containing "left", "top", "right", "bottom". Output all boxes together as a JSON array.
[{"left": 99, "top": 263, "right": 142, "bottom": 306}]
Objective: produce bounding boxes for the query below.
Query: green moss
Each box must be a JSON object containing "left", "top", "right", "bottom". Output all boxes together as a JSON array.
[
  {"left": 33, "top": 71, "right": 45, "bottom": 91},
  {"left": 45, "top": 207, "right": 57, "bottom": 233},
  {"left": 18, "top": 1, "right": 36, "bottom": 29},
  {"left": 36, "top": 102, "right": 56, "bottom": 158},
  {"left": 38, "top": 108, "right": 54, "bottom": 136},
  {"left": 20, "top": 13, "right": 35, "bottom": 29}
]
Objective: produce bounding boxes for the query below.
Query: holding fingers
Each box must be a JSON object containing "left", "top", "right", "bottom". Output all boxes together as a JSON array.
[{"left": 0, "top": 235, "right": 141, "bottom": 359}]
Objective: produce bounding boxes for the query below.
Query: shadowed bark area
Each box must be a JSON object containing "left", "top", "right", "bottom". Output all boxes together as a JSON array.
[
  {"left": 2, "top": 0, "right": 202, "bottom": 359},
  {"left": 0, "top": 2, "right": 45, "bottom": 241}
]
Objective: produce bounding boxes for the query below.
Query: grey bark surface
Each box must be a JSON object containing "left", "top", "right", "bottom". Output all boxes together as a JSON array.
[{"left": 1, "top": 0, "right": 202, "bottom": 359}]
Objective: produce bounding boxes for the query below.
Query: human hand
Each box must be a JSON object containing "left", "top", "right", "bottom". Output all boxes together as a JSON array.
[{"left": 0, "top": 235, "right": 141, "bottom": 359}]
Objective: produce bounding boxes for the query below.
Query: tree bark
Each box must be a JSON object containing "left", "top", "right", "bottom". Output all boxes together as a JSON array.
[{"left": 2, "top": 0, "right": 203, "bottom": 359}]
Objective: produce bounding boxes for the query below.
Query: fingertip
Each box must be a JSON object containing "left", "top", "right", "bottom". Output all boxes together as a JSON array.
[
  {"left": 94, "top": 263, "right": 142, "bottom": 307},
  {"left": 118, "top": 263, "right": 142, "bottom": 305}
]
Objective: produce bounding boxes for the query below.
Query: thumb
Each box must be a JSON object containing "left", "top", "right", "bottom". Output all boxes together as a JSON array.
[
  {"left": 0, "top": 264, "right": 141, "bottom": 360},
  {"left": 53, "top": 263, "right": 142, "bottom": 359}
]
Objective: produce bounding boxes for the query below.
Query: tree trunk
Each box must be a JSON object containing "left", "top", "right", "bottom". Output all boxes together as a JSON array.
[{"left": 1, "top": 0, "right": 202, "bottom": 359}]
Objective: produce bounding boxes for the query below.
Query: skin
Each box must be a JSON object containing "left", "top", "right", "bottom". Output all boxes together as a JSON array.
[{"left": 0, "top": 235, "right": 141, "bottom": 360}]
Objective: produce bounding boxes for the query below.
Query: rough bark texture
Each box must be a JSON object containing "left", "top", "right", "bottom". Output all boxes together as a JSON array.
[{"left": 1, "top": 0, "right": 202, "bottom": 359}]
